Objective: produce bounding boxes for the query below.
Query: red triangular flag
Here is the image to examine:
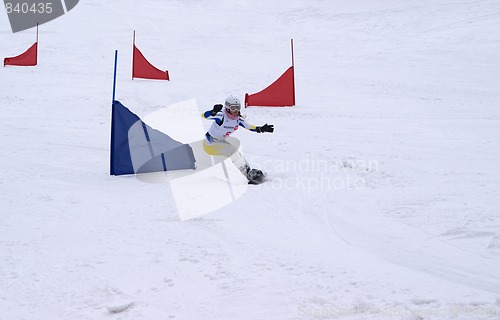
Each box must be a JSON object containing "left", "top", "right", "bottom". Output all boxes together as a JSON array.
[
  {"left": 132, "top": 45, "right": 169, "bottom": 80},
  {"left": 245, "top": 66, "right": 295, "bottom": 107},
  {"left": 4, "top": 42, "right": 38, "bottom": 67}
]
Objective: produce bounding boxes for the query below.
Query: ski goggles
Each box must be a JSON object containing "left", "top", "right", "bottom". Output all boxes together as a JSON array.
[{"left": 226, "top": 104, "right": 241, "bottom": 112}]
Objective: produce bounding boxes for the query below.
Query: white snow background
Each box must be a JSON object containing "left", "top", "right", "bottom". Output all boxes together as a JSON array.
[{"left": 1, "top": 0, "right": 500, "bottom": 319}]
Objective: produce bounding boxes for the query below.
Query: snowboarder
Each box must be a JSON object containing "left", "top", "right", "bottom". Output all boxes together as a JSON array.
[{"left": 202, "top": 95, "right": 274, "bottom": 184}]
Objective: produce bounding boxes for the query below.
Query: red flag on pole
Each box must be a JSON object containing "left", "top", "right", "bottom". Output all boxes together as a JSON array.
[
  {"left": 245, "top": 66, "right": 295, "bottom": 107},
  {"left": 132, "top": 45, "right": 170, "bottom": 80},
  {"left": 245, "top": 39, "right": 295, "bottom": 107},
  {"left": 132, "top": 31, "right": 169, "bottom": 81},
  {"left": 4, "top": 42, "right": 38, "bottom": 66},
  {"left": 4, "top": 24, "right": 38, "bottom": 67}
]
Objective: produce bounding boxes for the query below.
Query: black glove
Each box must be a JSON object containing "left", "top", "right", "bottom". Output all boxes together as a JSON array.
[
  {"left": 257, "top": 123, "right": 274, "bottom": 133},
  {"left": 210, "top": 104, "right": 223, "bottom": 116}
]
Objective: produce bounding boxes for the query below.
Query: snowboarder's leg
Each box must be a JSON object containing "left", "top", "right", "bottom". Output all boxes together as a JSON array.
[
  {"left": 228, "top": 149, "right": 251, "bottom": 178},
  {"left": 203, "top": 139, "right": 251, "bottom": 179},
  {"left": 225, "top": 149, "right": 264, "bottom": 184}
]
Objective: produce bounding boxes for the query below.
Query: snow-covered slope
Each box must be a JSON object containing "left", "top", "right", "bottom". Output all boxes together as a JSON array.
[{"left": 1, "top": 0, "right": 500, "bottom": 319}]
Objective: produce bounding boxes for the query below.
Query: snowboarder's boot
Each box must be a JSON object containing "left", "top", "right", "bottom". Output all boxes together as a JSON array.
[{"left": 247, "top": 168, "right": 265, "bottom": 184}]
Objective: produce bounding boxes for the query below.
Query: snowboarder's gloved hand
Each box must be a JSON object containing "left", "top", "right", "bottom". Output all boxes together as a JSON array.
[
  {"left": 210, "top": 104, "right": 223, "bottom": 116},
  {"left": 257, "top": 124, "right": 274, "bottom": 133}
]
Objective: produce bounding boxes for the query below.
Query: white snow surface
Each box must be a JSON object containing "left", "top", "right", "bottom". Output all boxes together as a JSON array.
[{"left": 1, "top": 0, "right": 500, "bottom": 319}]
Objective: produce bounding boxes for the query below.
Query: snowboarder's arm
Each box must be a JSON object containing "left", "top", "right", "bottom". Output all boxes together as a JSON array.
[
  {"left": 202, "top": 104, "right": 224, "bottom": 125},
  {"left": 238, "top": 118, "right": 257, "bottom": 132},
  {"left": 239, "top": 119, "right": 274, "bottom": 133}
]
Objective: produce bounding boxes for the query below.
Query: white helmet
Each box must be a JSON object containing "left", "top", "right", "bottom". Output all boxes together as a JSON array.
[{"left": 225, "top": 95, "right": 241, "bottom": 112}]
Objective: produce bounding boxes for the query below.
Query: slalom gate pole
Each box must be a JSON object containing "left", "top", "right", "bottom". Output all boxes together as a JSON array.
[
  {"left": 132, "top": 30, "right": 135, "bottom": 80},
  {"left": 36, "top": 23, "right": 39, "bottom": 63},
  {"left": 291, "top": 39, "right": 296, "bottom": 105},
  {"left": 112, "top": 50, "right": 118, "bottom": 102}
]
